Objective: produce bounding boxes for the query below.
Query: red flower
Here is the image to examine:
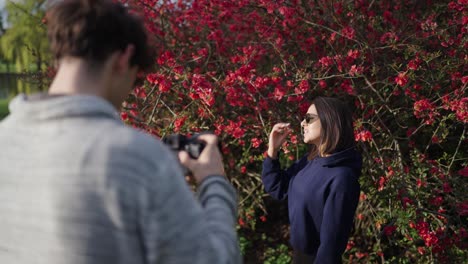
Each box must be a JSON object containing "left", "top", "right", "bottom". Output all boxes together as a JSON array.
[
  {"left": 156, "top": 51, "right": 175, "bottom": 66},
  {"left": 459, "top": 167, "right": 468, "bottom": 177},
  {"left": 318, "top": 80, "right": 327, "bottom": 89},
  {"left": 341, "top": 26, "right": 355, "bottom": 39},
  {"left": 383, "top": 225, "right": 397, "bottom": 236},
  {"left": 347, "top": 49, "right": 360, "bottom": 59},
  {"left": 225, "top": 120, "right": 246, "bottom": 139},
  {"left": 349, "top": 65, "right": 363, "bottom": 76},
  {"left": 251, "top": 138, "right": 262, "bottom": 148},
  {"left": 294, "top": 80, "right": 310, "bottom": 95},
  {"left": 442, "top": 182, "right": 452, "bottom": 193},
  {"left": 318, "top": 56, "right": 334, "bottom": 68},
  {"left": 378, "top": 176, "right": 386, "bottom": 191},
  {"left": 359, "top": 193, "right": 367, "bottom": 201},
  {"left": 357, "top": 213, "right": 364, "bottom": 220},
  {"left": 457, "top": 201, "right": 468, "bottom": 216},
  {"left": 273, "top": 85, "right": 286, "bottom": 101},
  {"left": 406, "top": 127, "right": 416, "bottom": 137},
  {"left": 346, "top": 240, "right": 355, "bottom": 251},
  {"left": 451, "top": 98, "right": 468, "bottom": 123},
  {"left": 173, "top": 116, "right": 187, "bottom": 132},
  {"left": 401, "top": 197, "right": 413, "bottom": 209},
  {"left": 408, "top": 57, "right": 421, "bottom": 70},
  {"left": 429, "top": 196, "right": 444, "bottom": 207},
  {"left": 417, "top": 247, "right": 426, "bottom": 255},
  {"left": 259, "top": 215, "right": 267, "bottom": 222},
  {"left": 290, "top": 135, "right": 298, "bottom": 144},
  {"left": 133, "top": 86, "right": 147, "bottom": 99},
  {"left": 355, "top": 130, "right": 373, "bottom": 142},
  {"left": 120, "top": 112, "right": 128, "bottom": 121},
  {"left": 462, "top": 76, "right": 468, "bottom": 84},
  {"left": 240, "top": 166, "right": 247, "bottom": 174},
  {"left": 414, "top": 99, "right": 438, "bottom": 124},
  {"left": 395, "top": 72, "right": 409, "bottom": 86},
  {"left": 146, "top": 74, "right": 172, "bottom": 92},
  {"left": 380, "top": 31, "right": 399, "bottom": 44},
  {"left": 416, "top": 179, "right": 426, "bottom": 188}
]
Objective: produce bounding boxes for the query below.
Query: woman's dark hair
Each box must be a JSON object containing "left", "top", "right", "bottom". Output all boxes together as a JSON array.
[
  {"left": 313, "top": 96, "right": 356, "bottom": 156},
  {"left": 46, "top": 0, "right": 152, "bottom": 70}
]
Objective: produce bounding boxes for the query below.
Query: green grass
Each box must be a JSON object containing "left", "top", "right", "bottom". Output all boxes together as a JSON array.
[
  {"left": 0, "top": 61, "right": 41, "bottom": 73},
  {"left": 0, "top": 61, "right": 19, "bottom": 73},
  {"left": 0, "top": 98, "right": 10, "bottom": 120}
]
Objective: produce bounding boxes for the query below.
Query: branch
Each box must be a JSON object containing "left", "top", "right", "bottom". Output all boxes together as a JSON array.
[
  {"left": 448, "top": 125, "right": 466, "bottom": 173},
  {"left": 301, "top": 18, "right": 364, "bottom": 47},
  {"left": 146, "top": 93, "right": 161, "bottom": 125},
  {"left": 363, "top": 76, "right": 386, "bottom": 104}
]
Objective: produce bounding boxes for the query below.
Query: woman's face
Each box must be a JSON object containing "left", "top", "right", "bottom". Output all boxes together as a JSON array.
[{"left": 301, "top": 104, "right": 322, "bottom": 145}]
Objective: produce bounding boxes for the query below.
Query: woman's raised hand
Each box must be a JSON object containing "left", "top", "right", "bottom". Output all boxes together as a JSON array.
[{"left": 267, "top": 123, "right": 292, "bottom": 159}]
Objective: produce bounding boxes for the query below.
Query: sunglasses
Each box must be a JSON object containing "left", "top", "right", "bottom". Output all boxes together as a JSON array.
[{"left": 303, "top": 113, "right": 319, "bottom": 124}]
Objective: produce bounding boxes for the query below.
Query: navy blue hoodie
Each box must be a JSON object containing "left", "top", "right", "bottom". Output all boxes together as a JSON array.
[{"left": 262, "top": 147, "right": 362, "bottom": 263}]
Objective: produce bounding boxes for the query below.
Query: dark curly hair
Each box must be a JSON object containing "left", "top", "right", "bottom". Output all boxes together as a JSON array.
[{"left": 46, "top": 0, "right": 152, "bottom": 70}]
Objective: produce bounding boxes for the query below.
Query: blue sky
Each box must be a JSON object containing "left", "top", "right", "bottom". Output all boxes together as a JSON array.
[
  {"left": 0, "top": 0, "right": 9, "bottom": 28},
  {"left": 0, "top": 0, "right": 6, "bottom": 21}
]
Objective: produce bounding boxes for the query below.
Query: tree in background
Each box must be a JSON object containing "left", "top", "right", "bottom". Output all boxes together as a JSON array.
[
  {"left": 0, "top": 0, "right": 49, "bottom": 72},
  {"left": 0, "top": 13, "right": 6, "bottom": 35}
]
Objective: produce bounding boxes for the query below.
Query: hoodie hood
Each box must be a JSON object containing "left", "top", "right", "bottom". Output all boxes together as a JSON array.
[
  {"left": 7, "top": 93, "right": 121, "bottom": 122},
  {"left": 315, "top": 146, "right": 362, "bottom": 172}
]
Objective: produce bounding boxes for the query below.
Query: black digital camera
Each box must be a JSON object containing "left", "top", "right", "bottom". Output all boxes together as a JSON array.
[{"left": 162, "top": 133, "right": 207, "bottom": 159}]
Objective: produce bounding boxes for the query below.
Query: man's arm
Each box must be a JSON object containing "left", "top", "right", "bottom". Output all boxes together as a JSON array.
[{"left": 139, "top": 134, "right": 241, "bottom": 264}]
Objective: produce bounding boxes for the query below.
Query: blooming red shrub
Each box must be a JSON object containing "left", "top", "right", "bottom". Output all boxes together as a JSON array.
[{"left": 121, "top": 0, "right": 467, "bottom": 262}]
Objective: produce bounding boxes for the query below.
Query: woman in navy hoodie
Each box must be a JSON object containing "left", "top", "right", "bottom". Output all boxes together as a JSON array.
[{"left": 262, "top": 97, "right": 362, "bottom": 264}]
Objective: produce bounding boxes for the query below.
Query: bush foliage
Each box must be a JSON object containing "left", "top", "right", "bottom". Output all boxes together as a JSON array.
[{"left": 120, "top": 0, "right": 467, "bottom": 262}]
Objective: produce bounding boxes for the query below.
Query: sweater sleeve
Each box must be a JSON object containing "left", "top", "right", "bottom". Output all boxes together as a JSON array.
[
  {"left": 261, "top": 155, "right": 307, "bottom": 201},
  {"left": 314, "top": 174, "right": 360, "bottom": 264},
  {"left": 139, "top": 151, "right": 240, "bottom": 264}
]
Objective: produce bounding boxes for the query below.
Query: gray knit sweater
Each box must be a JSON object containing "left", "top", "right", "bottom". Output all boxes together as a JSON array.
[{"left": 0, "top": 94, "right": 241, "bottom": 264}]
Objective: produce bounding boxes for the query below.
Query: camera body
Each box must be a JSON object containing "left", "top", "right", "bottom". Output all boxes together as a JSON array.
[{"left": 162, "top": 134, "right": 206, "bottom": 159}]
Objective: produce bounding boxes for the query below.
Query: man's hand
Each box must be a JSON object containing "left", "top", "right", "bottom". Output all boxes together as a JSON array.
[{"left": 178, "top": 134, "right": 225, "bottom": 183}]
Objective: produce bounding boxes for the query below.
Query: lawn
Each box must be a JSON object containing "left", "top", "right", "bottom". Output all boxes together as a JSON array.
[
  {"left": 0, "top": 98, "right": 10, "bottom": 120},
  {"left": 0, "top": 61, "right": 40, "bottom": 73}
]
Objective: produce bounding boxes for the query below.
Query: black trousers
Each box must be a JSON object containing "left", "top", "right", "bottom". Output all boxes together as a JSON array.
[{"left": 293, "top": 250, "right": 315, "bottom": 264}]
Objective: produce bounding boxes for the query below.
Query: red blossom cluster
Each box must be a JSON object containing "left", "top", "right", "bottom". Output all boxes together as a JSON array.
[
  {"left": 394, "top": 72, "right": 408, "bottom": 87},
  {"left": 413, "top": 99, "right": 438, "bottom": 125},
  {"left": 458, "top": 201, "right": 468, "bottom": 216},
  {"left": 354, "top": 130, "right": 373, "bottom": 142},
  {"left": 118, "top": 0, "right": 468, "bottom": 261},
  {"left": 414, "top": 221, "right": 440, "bottom": 248},
  {"left": 383, "top": 225, "right": 397, "bottom": 236},
  {"left": 410, "top": 219, "right": 468, "bottom": 258}
]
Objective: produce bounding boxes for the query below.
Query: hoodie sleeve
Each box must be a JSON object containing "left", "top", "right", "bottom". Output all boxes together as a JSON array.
[
  {"left": 315, "top": 173, "right": 360, "bottom": 264},
  {"left": 261, "top": 155, "right": 307, "bottom": 201}
]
